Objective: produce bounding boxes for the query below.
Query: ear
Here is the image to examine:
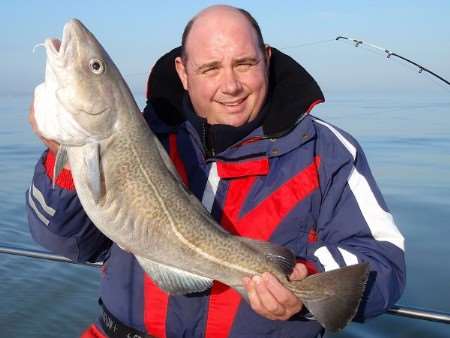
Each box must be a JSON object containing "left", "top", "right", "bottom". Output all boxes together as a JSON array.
[
  {"left": 264, "top": 44, "right": 272, "bottom": 70},
  {"left": 175, "top": 56, "right": 189, "bottom": 91}
]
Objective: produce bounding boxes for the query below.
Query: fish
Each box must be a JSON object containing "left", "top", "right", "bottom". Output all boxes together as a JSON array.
[{"left": 33, "top": 18, "right": 370, "bottom": 332}]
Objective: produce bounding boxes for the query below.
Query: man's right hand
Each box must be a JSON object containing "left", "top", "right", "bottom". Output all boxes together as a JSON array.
[
  {"left": 28, "top": 97, "right": 71, "bottom": 170},
  {"left": 28, "top": 97, "right": 60, "bottom": 155}
]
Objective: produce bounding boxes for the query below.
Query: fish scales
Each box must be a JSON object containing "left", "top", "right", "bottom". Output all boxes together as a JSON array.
[{"left": 71, "top": 112, "right": 269, "bottom": 281}]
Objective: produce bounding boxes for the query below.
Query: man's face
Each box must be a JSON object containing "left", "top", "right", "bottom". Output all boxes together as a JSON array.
[{"left": 175, "top": 17, "right": 271, "bottom": 127}]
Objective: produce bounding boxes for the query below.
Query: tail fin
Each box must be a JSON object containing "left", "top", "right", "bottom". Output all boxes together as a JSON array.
[{"left": 289, "top": 262, "right": 370, "bottom": 332}]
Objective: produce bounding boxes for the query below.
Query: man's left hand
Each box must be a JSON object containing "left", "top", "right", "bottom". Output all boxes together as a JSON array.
[{"left": 242, "top": 263, "right": 308, "bottom": 320}]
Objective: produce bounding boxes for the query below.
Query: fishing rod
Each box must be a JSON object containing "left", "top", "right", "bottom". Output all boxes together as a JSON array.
[
  {"left": 387, "top": 305, "right": 450, "bottom": 324},
  {"left": 0, "top": 244, "right": 102, "bottom": 267},
  {"left": 2, "top": 244, "right": 450, "bottom": 325},
  {"left": 336, "top": 35, "right": 450, "bottom": 86}
]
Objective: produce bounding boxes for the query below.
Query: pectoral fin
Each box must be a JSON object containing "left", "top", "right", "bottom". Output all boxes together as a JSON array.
[
  {"left": 52, "top": 145, "right": 68, "bottom": 189},
  {"left": 135, "top": 255, "right": 213, "bottom": 294},
  {"left": 82, "top": 142, "right": 103, "bottom": 202}
]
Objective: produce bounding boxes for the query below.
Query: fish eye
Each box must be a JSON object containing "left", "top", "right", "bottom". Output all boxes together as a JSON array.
[{"left": 89, "top": 59, "right": 105, "bottom": 74}]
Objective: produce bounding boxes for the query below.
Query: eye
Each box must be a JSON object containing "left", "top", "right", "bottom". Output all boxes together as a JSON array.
[
  {"left": 236, "top": 64, "right": 251, "bottom": 71},
  {"left": 89, "top": 59, "right": 106, "bottom": 74},
  {"left": 202, "top": 67, "right": 218, "bottom": 75},
  {"left": 236, "top": 62, "right": 257, "bottom": 72}
]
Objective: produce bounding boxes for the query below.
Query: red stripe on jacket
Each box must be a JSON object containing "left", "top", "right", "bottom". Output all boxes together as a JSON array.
[
  {"left": 143, "top": 277, "right": 169, "bottom": 338},
  {"left": 205, "top": 156, "right": 321, "bottom": 338},
  {"left": 237, "top": 157, "right": 321, "bottom": 239},
  {"left": 44, "top": 150, "right": 75, "bottom": 190},
  {"left": 143, "top": 133, "right": 189, "bottom": 337},
  {"left": 217, "top": 157, "right": 269, "bottom": 179},
  {"left": 168, "top": 133, "right": 189, "bottom": 186},
  {"left": 204, "top": 173, "right": 257, "bottom": 338},
  {"left": 80, "top": 324, "right": 107, "bottom": 338},
  {"left": 306, "top": 99, "right": 323, "bottom": 114}
]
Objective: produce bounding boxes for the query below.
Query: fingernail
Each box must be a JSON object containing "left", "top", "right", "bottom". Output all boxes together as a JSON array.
[
  {"left": 253, "top": 276, "right": 262, "bottom": 284},
  {"left": 262, "top": 273, "right": 271, "bottom": 282}
]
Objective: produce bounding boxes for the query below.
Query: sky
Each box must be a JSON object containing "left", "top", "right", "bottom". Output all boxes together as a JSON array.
[{"left": 1, "top": 0, "right": 449, "bottom": 98}]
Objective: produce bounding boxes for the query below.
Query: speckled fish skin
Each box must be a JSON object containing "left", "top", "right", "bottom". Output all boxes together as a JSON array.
[{"left": 33, "top": 19, "right": 370, "bottom": 332}]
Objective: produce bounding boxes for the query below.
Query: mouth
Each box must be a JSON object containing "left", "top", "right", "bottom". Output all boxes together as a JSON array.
[
  {"left": 46, "top": 38, "right": 62, "bottom": 55},
  {"left": 218, "top": 97, "right": 247, "bottom": 108},
  {"left": 44, "top": 18, "right": 83, "bottom": 59},
  {"left": 44, "top": 32, "right": 67, "bottom": 61}
]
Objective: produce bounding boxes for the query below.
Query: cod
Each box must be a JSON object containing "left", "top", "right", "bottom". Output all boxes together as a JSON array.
[{"left": 33, "top": 19, "right": 369, "bottom": 332}]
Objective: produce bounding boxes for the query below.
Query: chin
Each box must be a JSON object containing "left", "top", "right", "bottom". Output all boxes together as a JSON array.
[
  {"left": 222, "top": 117, "right": 249, "bottom": 127},
  {"left": 218, "top": 111, "right": 253, "bottom": 127}
]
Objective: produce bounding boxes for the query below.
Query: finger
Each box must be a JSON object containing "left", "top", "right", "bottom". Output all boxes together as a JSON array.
[
  {"left": 28, "top": 99, "right": 45, "bottom": 141},
  {"left": 262, "top": 273, "right": 299, "bottom": 309},
  {"left": 43, "top": 138, "right": 59, "bottom": 152},
  {"left": 289, "top": 263, "right": 308, "bottom": 281},
  {"left": 254, "top": 275, "right": 286, "bottom": 317},
  {"left": 244, "top": 277, "right": 268, "bottom": 317},
  {"left": 28, "top": 103, "right": 38, "bottom": 133},
  {"left": 27, "top": 99, "right": 62, "bottom": 156}
]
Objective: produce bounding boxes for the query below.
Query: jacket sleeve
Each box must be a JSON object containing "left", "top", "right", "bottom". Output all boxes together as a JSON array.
[
  {"left": 311, "top": 120, "right": 406, "bottom": 320},
  {"left": 26, "top": 150, "right": 112, "bottom": 262}
]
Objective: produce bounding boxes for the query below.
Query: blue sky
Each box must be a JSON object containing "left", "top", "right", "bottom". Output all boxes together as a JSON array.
[{"left": 1, "top": 0, "right": 449, "bottom": 97}]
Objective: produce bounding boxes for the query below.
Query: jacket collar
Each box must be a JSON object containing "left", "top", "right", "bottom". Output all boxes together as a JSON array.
[
  {"left": 213, "top": 115, "right": 317, "bottom": 161},
  {"left": 146, "top": 47, "right": 324, "bottom": 138}
]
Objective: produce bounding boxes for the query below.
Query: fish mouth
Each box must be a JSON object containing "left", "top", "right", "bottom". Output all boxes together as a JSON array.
[
  {"left": 46, "top": 38, "right": 62, "bottom": 55},
  {"left": 44, "top": 25, "right": 67, "bottom": 58},
  {"left": 44, "top": 19, "right": 87, "bottom": 61}
]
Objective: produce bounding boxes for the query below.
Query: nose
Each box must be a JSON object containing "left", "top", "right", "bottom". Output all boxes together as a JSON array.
[{"left": 221, "top": 68, "right": 243, "bottom": 95}]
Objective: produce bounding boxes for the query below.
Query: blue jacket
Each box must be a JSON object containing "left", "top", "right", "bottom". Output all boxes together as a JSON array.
[{"left": 27, "top": 48, "right": 405, "bottom": 338}]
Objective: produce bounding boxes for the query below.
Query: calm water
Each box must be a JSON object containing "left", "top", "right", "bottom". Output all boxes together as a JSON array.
[{"left": 0, "top": 93, "right": 449, "bottom": 338}]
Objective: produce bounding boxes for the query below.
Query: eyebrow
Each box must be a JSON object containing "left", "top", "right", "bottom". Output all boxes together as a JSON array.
[
  {"left": 233, "top": 57, "right": 260, "bottom": 65},
  {"left": 194, "top": 56, "right": 261, "bottom": 73},
  {"left": 195, "top": 61, "right": 222, "bottom": 73}
]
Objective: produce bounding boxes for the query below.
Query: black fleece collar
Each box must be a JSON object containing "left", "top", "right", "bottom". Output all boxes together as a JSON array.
[
  {"left": 146, "top": 47, "right": 324, "bottom": 138},
  {"left": 181, "top": 94, "right": 269, "bottom": 157}
]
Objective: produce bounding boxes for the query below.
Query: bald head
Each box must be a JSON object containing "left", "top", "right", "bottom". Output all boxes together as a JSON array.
[
  {"left": 181, "top": 5, "right": 266, "bottom": 61},
  {"left": 174, "top": 5, "right": 271, "bottom": 127}
]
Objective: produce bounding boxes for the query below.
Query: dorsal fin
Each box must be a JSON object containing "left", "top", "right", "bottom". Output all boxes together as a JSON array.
[
  {"left": 153, "top": 134, "right": 184, "bottom": 185},
  {"left": 153, "top": 134, "right": 229, "bottom": 234}
]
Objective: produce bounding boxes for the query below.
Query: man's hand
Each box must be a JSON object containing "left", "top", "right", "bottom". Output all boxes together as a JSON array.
[
  {"left": 242, "top": 263, "right": 308, "bottom": 320},
  {"left": 28, "top": 97, "right": 63, "bottom": 157}
]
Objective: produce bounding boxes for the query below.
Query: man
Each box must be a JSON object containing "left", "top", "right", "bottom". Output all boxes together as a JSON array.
[{"left": 27, "top": 5, "right": 406, "bottom": 338}]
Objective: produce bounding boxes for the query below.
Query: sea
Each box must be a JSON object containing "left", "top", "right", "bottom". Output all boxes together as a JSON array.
[{"left": 0, "top": 93, "right": 449, "bottom": 338}]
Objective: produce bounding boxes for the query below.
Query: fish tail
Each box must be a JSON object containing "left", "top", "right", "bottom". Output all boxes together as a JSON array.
[{"left": 288, "top": 262, "right": 370, "bottom": 332}]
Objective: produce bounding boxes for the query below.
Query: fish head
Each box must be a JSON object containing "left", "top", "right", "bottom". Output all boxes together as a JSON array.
[{"left": 34, "top": 19, "right": 129, "bottom": 146}]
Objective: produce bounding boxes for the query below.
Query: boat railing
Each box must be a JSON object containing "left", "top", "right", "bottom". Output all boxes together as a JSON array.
[{"left": 1, "top": 244, "right": 449, "bottom": 324}]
